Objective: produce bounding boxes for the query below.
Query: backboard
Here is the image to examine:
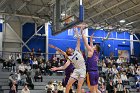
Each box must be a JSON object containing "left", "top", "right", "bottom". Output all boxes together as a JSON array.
[{"left": 51, "top": 0, "right": 84, "bottom": 35}]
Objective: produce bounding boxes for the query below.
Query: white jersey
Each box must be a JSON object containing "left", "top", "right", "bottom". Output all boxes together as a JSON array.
[{"left": 68, "top": 49, "right": 86, "bottom": 70}]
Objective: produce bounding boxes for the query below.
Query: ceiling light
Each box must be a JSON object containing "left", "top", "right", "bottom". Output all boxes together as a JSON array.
[{"left": 119, "top": 20, "right": 125, "bottom": 23}]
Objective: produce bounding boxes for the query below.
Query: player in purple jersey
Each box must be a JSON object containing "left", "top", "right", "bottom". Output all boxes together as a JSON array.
[{"left": 81, "top": 27, "right": 101, "bottom": 93}]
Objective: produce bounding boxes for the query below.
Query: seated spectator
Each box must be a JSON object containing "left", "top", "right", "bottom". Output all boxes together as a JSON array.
[
  {"left": 112, "top": 65, "right": 118, "bottom": 75},
  {"left": 26, "top": 75, "right": 34, "bottom": 89},
  {"left": 34, "top": 68, "right": 43, "bottom": 82},
  {"left": 9, "top": 74, "right": 17, "bottom": 87},
  {"left": 136, "top": 66, "right": 140, "bottom": 76},
  {"left": 18, "top": 62, "right": 26, "bottom": 75},
  {"left": 98, "top": 76, "right": 105, "bottom": 86},
  {"left": 2, "top": 60, "right": 8, "bottom": 69},
  {"left": 102, "top": 63, "right": 108, "bottom": 73},
  {"left": 11, "top": 59, "right": 16, "bottom": 72},
  {"left": 106, "top": 80, "right": 115, "bottom": 93},
  {"left": 33, "top": 58, "right": 38, "bottom": 69},
  {"left": 45, "top": 81, "right": 55, "bottom": 93},
  {"left": 121, "top": 72, "right": 129, "bottom": 85},
  {"left": 116, "top": 57, "right": 122, "bottom": 64},
  {"left": 39, "top": 62, "right": 46, "bottom": 75},
  {"left": 99, "top": 83, "right": 106, "bottom": 93},
  {"left": 9, "top": 80, "right": 18, "bottom": 93},
  {"left": 25, "top": 63, "right": 32, "bottom": 76},
  {"left": 21, "top": 84, "right": 30, "bottom": 93},
  {"left": 136, "top": 79, "right": 140, "bottom": 92},
  {"left": 9, "top": 84, "right": 17, "bottom": 93},
  {"left": 16, "top": 53, "right": 21, "bottom": 64},
  {"left": 45, "top": 61, "right": 53, "bottom": 76},
  {"left": 115, "top": 79, "right": 126, "bottom": 93},
  {"left": 57, "top": 81, "right": 64, "bottom": 93},
  {"left": 15, "top": 72, "right": 25, "bottom": 86}
]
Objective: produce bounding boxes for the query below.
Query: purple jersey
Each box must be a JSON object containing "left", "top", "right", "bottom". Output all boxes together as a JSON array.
[
  {"left": 64, "top": 61, "right": 74, "bottom": 77},
  {"left": 86, "top": 50, "right": 99, "bottom": 71}
]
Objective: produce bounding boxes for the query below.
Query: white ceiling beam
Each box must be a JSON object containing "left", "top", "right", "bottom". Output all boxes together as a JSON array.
[
  {"left": 0, "top": 12, "right": 44, "bottom": 20},
  {"left": 96, "top": 3, "right": 140, "bottom": 24},
  {"left": 17, "top": 2, "right": 27, "bottom": 11},
  {"left": 125, "top": 19, "right": 140, "bottom": 26},
  {"left": 36, "top": 7, "right": 46, "bottom": 13},
  {"left": 85, "top": 0, "right": 105, "bottom": 9},
  {"left": 85, "top": 0, "right": 129, "bottom": 21},
  {"left": 0, "top": 0, "right": 7, "bottom": 8}
]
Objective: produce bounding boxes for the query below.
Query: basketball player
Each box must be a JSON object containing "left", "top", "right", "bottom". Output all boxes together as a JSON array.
[
  {"left": 81, "top": 27, "right": 101, "bottom": 93},
  {"left": 49, "top": 31, "right": 86, "bottom": 93}
]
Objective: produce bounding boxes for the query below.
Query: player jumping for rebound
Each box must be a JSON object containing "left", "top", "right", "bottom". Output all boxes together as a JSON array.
[
  {"left": 81, "top": 26, "right": 101, "bottom": 93},
  {"left": 49, "top": 28, "right": 86, "bottom": 93}
]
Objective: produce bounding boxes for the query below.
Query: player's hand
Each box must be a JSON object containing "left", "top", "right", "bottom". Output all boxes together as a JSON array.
[
  {"left": 50, "top": 67, "right": 57, "bottom": 71},
  {"left": 90, "top": 33, "right": 94, "bottom": 38},
  {"left": 49, "top": 44, "right": 55, "bottom": 48}
]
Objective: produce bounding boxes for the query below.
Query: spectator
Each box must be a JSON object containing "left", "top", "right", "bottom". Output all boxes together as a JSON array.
[
  {"left": 115, "top": 79, "right": 126, "bottom": 93},
  {"left": 36, "top": 48, "right": 42, "bottom": 57},
  {"left": 39, "top": 62, "right": 46, "bottom": 75},
  {"left": 98, "top": 76, "right": 105, "bottom": 86},
  {"left": 25, "top": 63, "right": 32, "bottom": 76},
  {"left": 11, "top": 59, "right": 16, "bottom": 72},
  {"left": 23, "top": 52, "right": 29, "bottom": 64},
  {"left": 136, "top": 66, "right": 140, "bottom": 76},
  {"left": 112, "top": 65, "right": 118, "bottom": 75},
  {"left": 33, "top": 58, "right": 38, "bottom": 69},
  {"left": 9, "top": 80, "right": 18, "bottom": 93},
  {"left": 45, "top": 81, "right": 55, "bottom": 93},
  {"left": 15, "top": 72, "right": 24, "bottom": 86},
  {"left": 9, "top": 84, "right": 17, "bottom": 93},
  {"left": 34, "top": 68, "right": 43, "bottom": 82},
  {"left": 26, "top": 75, "right": 34, "bottom": 89},
  {"left": 136, "top": 79, "right": 140, "bottom": 92},
  {"left": 21, "top": 84, "right": 30, "bottom": 93},
  {"left": 106, "top": 80, "right": 115, "bottom": 93},
  {"left": 18, "top": 62, "right": 26, "bottom": 75},
  {"left": 121, "top": 72, "right": 128, "bottom": 85},
  {"left": 100, "top": 83, "right": 106, "bottom": 93},
  {"left": 57, "top": 81, "right": 64, "bottom": 93},
  {"left": 16, "top": 53, "right": 21, "bottom": 64},
  {"left": 45, "top": 61, "right": 53, "bottom": 76},
  {"left": 116, "top": 57, "right": 122, "bottom": 64}
]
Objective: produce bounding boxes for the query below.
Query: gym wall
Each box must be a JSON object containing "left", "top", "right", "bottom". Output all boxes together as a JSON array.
[
  {"left": 88, "top": 28, "right": 130, "bottom": 57},
  {"left": 0, "top": 23, "right": 2, "bottom": 56},
  {"left": 22, "top": 23, "right": 46, "bottom": 53},
  {"left": 48, "top": 25, "right": 85, "bottom": 58},
  {"left": 133, "top": 34, "right": 140, "bottom": 57}
]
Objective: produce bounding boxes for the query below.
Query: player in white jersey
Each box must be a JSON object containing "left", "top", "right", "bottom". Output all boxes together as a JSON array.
[{"left": 49, "top": 29, "right": 86, "bottom": 93}]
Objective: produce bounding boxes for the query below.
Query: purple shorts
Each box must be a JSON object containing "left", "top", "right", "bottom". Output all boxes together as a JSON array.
[
  {"left": 87, "top": 71, "right": 99, "bottom": 86},
  {"left": 62, "top": 76, "right": 70, "bottom": 87}
]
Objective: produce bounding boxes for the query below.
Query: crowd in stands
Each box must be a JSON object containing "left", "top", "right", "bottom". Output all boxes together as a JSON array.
[{"left": 0, "top": 48, "right": 140, "bottom": 93}]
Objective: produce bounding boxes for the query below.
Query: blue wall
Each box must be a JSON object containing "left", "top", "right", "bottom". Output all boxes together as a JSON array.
[
  {"left": 0, "top": 23, "right": 2, "bottom": 32},
  {"left": 22, "top": 23, "right": 140, "bottom": 58},
  {"left": 133, "top": 34, "right": 140, "bottom": 57},
  {"left": 88, "top": 29, "right": 130, "bottom": 57},
  {"left": 22, "top": 23, "right": 46, "bottom": 53},
  {"left": 48, "top": 25, "right": 85, "bottom": 56}
]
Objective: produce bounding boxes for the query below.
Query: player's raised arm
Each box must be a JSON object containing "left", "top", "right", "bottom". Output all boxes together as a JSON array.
[
  {"left": 81, "top": 27, "right": 92, "bottom": 51},
  {"left": 51, "top": 60, "right": 70, "bottom": 71},
  {"left": 49, "top": 44, "right": 68, "bottom": 58},
  {"left": 90, "top": 33, "right": 94, "bottom": 47},
  {"left": 74, "top": 29, "right": 81, "bottom": 52}
]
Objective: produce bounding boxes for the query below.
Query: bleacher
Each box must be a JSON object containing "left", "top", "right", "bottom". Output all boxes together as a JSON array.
[{"left": 0, "top": 63, "right": 64, "bottom": 93}]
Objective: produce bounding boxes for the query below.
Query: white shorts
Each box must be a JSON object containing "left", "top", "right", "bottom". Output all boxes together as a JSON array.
[{"left": 70, "top": 69, "right": 86, "bottom": 80}]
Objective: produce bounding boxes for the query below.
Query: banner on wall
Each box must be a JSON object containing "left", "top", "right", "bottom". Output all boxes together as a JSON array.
[{"left": 118, "top": 50, "right": 129, "bottom": 62}]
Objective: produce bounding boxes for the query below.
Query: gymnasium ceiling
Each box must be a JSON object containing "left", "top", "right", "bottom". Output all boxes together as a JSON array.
[{"left": 0, "top": 0, "right": 140, "bottom": 33}]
